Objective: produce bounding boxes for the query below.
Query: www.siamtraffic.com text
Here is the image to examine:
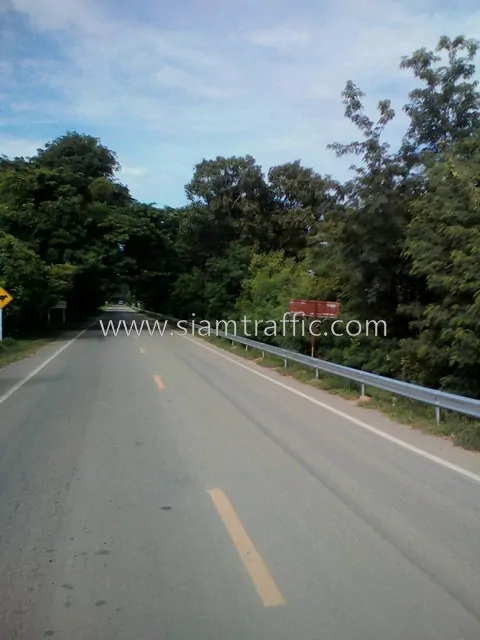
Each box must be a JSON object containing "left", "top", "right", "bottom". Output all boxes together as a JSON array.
[{"left": 99, "top": 315, "right": 387, "bottom": 338}]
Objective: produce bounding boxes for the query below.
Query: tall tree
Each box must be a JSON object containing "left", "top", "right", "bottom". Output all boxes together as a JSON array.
[
  {"left": 267, "top": 160, "right": 339, "bottom": 258},
  {"left": 184, "top": 155, "right": 274, "bottom": 255},
  {"left": 326, "top": 80, "right": 420, "bottom": 337},
  {"left": 35, "top": 131, "right": 120, "bottom": 179},
  {"left": 403, "top": 132, "right": 480, "bottom": 396},
  {"left": 400, "top": 35, "right": 480, "bottom": 160}
]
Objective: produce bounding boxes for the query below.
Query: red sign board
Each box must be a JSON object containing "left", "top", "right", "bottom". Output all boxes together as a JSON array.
[{"left": 288, "top": 299, "right": 340, "bottom": 318}]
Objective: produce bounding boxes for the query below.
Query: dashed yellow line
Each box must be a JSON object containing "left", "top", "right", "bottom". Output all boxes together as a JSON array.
[
  {"left": 154, "top": 375, "right": 165, "bottom": 390},
  {"left": 208, "top": 488, "right": 286, "bottom": 608}
]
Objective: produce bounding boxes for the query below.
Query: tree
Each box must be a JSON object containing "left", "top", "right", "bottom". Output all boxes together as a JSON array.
[
  {"left": 0, "top": 232, "right": 49, "bottom": 333},
  {"left": 400, "top": 35, "right": 480, "bottom": 160},
  {"left": 35, "top": 131, "right": 120, "bottom": 179},
  {"left": 184, "top": 155, "right": 274, "bottom": 255},
  {"left": 325, "top": 80, "right": 420, "bottom": 339},
  {"left": 403, "top": 133, "right": 480, "bottom": 395},
  {"left": 267, "top": 161, "right": 339, "bottom": 258},
  {"left": 235, "top": 251, "right": 316, "bottom": 348},
  {"left": 0, "top": 132, "right": 175, "bottom": 323}
]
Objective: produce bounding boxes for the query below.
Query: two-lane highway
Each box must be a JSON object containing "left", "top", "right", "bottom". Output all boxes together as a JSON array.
[{"left": 1, "top": 308, "right": 480, "bottom": 639}]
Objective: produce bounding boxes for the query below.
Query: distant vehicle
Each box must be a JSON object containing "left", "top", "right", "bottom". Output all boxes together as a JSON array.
[{"left": 118, "top": 300, "right": 124, "bottom": 305}]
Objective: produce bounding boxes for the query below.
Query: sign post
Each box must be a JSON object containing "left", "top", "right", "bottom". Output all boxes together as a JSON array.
[
  {"left": 311, "top": 301, "right": 318, "bottom": 358},
  {"left": 49, "top": 300, "right": 67, "bottom": 325},
  {"left": 287, "top": 299, "right": 340, "bottom": 358},
  {"left": 0, "top": 287, "right": 14, "bottom": 341}
]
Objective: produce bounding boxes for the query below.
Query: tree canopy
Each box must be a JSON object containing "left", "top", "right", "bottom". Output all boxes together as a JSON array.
[{"left": 1, "top": 33, "right": 480, "bottom": 400}]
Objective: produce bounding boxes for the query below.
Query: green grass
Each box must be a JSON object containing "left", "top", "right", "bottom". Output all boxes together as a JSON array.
[
  {"left": 0, "top": 316, "right": 97, "bottom": 369},
  {"left": 0, "top": 336, "right": 57, "bottom": 367},
  {"left": 201, "top": 334, "right": 480, "bottom": 452}
]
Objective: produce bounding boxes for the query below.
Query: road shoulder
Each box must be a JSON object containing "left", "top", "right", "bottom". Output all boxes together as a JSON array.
[{"left": 179, "top": 330, "right": 480, "bottom": 479}]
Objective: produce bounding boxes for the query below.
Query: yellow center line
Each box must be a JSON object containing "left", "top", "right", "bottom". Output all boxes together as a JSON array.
[
  {"left": 208, "top": 488, "right": 286, "bottom": 608},
  {"left": 140, "top": 347, "right": 146, "bottom": 353},
  {"left": 154, "top": 374, "right": 165, "bottom": 390}
]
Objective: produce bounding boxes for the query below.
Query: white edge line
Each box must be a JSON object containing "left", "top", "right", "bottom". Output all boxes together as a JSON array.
[
  {"left": 180, "top": 334, "right": 480, "bottom": 485},
  {"left": 0, "top": 317, "right": 100, "bottom": 407}
]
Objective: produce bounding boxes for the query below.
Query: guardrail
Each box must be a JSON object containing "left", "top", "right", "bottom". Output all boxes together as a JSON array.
[{"left": 131, "top": 306, "right": 480, "bottom": 423}]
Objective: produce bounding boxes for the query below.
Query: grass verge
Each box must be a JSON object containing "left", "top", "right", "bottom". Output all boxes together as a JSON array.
[
  {"left": 0, "top": 316, "right": 97, "bottom": 369},
  {"left": 0, "top": 336, "right": 58, "bottom": 368},
  {"left": 201, "top": 334, "right": 480, "bottom": 452}
]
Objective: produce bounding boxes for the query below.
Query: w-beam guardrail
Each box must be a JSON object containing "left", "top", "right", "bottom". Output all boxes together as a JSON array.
[{"left": 131, "top": 306, "right": 480, "bottom": 424}]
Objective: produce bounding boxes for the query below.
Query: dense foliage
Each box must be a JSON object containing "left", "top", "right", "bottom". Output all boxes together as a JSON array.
[
  {"left": 0, "top": 132, "right": 174, "bottom": 331},
  {"left": 1, "top": 34, "right": 480, "bottom": 399}
]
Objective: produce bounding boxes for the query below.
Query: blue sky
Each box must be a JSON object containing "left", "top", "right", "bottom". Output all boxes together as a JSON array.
[{"left": 1, "top": 0, "right": 479, "bottom": 207}]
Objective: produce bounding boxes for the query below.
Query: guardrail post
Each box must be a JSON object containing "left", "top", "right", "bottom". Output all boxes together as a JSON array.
[
  {"left": 284, "top": 358, "right": 287, "bottom": 367},
  {"left": 435, "top": 406, "right": 441, "bottom": 425},
  {"left": 361, "top": 383, "right": 365, "bottom": 397},
  {"left": 315, "top": 368, "right": 319, "bottom": 380},
  {"left": 245, "top": 344, "right": 248, "bottom": 351}
]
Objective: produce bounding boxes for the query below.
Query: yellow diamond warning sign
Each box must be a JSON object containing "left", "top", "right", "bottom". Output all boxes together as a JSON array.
[{"left": 0, "top": 287, "right": 13, "bottom": 310}]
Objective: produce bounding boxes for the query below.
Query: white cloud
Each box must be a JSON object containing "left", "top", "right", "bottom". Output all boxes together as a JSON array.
[
  {"left": 6, "top": 0, "right": 99, "bottom": 32},
  {"left": 2, "top": 0, "right": 480, "bottom": 205},
  {"left": 246, "top": 26, "right": 312, "bottom": 48},
  {"left": 156, "top": 64, "right": 240, "bottom": 100},
  {"left": 0, "top": 135, "right": 43, "bottom": 158},
  {"left": 117, "top": 166, "right": 147, "bottom": 177}
]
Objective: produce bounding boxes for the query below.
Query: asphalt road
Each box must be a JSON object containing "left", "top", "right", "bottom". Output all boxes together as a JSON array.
[{"left": 1, "top": 307, "right": 480, "bottom": 640}]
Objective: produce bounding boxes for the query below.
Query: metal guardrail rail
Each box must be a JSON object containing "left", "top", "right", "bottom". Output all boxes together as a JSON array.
[{"left": 132, "top": 306, "right": 480, "bottom": 423}]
